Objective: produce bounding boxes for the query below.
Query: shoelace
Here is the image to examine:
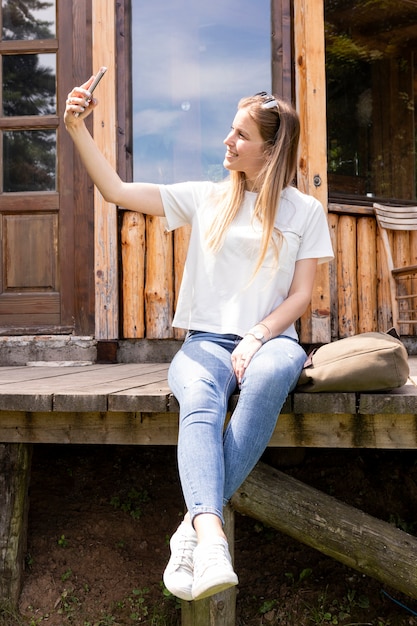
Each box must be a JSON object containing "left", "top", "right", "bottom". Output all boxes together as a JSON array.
[
  {"left": 194, "top": 541, "right": 231, "bottom": 576},
  {"left": 172, "top": 533, "right": 196, "bottom": 570}
]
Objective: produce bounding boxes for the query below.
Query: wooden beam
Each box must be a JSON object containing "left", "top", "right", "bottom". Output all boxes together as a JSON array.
[
  {"left": 92, "top": 0, "right": 118, "bottom": 340},
  {"left": 0, "top": 444, "right": 32, "bottom": 606},
  {"left": 294, "top": 0, "right": 331, "bottom": 344},
  {"left": 0, "top": 409, "right": 417, "bottom": 448},
  {"left": 232, "top": 462, "right": 417, "bottom": 600}
]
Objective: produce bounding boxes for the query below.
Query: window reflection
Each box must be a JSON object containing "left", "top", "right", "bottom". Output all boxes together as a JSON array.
[
  {"left": 2, "top": 53, "right": 56, "bottom": 116},
  {"left": 3, "top": 130, "right": 56, "bottom": 192},
  {"left": 132, "top": 0, "right": 271, "bottom": 183},
  {"left": 1, "top": 0, "right": 56, "bottom": 40},
  {"left": 325, "top": 0, "right": 417, "bottom": 202}
]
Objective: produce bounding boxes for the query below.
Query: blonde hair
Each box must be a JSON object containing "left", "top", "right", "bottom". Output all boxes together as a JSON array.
[{"left": 206, "top": 94, "right": 300, "bottom": 277}]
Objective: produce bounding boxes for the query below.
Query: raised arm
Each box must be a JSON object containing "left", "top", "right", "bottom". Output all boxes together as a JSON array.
[{"left": 64, "top": 75, "right": 164, "bottom": 216}]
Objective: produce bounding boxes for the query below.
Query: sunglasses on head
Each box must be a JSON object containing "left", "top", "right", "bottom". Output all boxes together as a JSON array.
[{"left": 255, "top": 91, "right": 280, "bottom": 111}]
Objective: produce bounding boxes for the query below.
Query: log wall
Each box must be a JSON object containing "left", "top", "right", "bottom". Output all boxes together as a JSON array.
[{"left": 120, "top": 205, "right": 417, "bottom": 341}]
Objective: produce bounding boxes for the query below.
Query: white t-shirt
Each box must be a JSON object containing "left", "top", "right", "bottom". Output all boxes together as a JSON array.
[{"left": 159, "top": 181, "right": 334, "bottom": 340}]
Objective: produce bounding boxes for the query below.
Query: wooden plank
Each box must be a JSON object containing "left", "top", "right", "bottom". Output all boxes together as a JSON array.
[
  {"left": 0, "top": 39, "right": 58, "bottom": 53},
  {"left": 0, "top": 411, "right": 180, "bottom": 445},
  {"left": 271, "top": 0, "right": 292, "bottom": 101},
  {"left": 0, "top": 409, "right": 417, "bottom": 448},
  {"left": 71, "top": 0, "right": 94, "bottom": 335},
  {"left": 92, "top": 0, "right": 118, "bottom": 340},
  {"left": 360, "top": 390, "right": 417, "bottom": 414},
  {"left": 294, "top": 0, "right": 331, "bottom": 344},
  {"left": 271, "top": 413, "right": 417, "bottom": 449},
  {"left": 329, "top": 203, "right": 374, "bottom": 216},
  {"left": 293, "top": 393, "right": 357, "bottom": 414},
  {"left": 0, "top": 363, "right": 168, "bottom": 385},
  {"left": 0, "top": 364, "right": 170, "bottom": 412},
  {"left": 0, "top": 364, "right": 108, "bottom": 385},
  {"left": 0, "top": 194, "right": 59, "bottom": 212},
  {"left": 108, "top": 380, "right": 172, "bottom": 413},
  {"left": 0, "top": 394, "right": 53, "bottom": 413}
]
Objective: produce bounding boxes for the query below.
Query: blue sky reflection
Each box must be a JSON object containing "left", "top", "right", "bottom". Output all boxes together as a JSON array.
[{"left": 132, "top": 0, "right": 271, "bottom": 183}]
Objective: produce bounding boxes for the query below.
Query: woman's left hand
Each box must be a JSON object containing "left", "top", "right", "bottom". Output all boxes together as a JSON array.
[{"left": 231, "top": 335, "right": 263, "bottom": 384}]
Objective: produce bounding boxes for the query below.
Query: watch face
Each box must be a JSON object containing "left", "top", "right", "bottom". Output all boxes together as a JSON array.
[{"left": 254, "top": 331, "right": 264, "bottom": 341}]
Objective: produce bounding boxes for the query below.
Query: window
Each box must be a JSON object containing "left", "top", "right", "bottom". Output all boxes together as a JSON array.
[
  {"left": 132, "top": 0, "right": 271, "bottom": 184},
  {"left": 325, "top": 0, "right": 417, "bottom": 203},
  {"left": 1, "top": 0, "right": 57, "bottom": 192}
]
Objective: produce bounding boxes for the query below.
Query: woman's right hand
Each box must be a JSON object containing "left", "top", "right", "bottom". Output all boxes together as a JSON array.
[{"left": 64, "top": 76, "right": 97, "bottom": 128}]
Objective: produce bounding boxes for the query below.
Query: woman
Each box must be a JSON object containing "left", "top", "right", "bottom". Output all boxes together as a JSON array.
[{"left": 64, "top": 78, "right": 333, "bottom": 602}]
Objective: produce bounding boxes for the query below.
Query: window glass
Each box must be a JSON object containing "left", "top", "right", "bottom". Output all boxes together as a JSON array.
[
  {"left": 1, "top": 0, "right": 56, "bottom": 40},
  {"left": 132, "top": 0, "right": 271, "bottom": 183},
  {"left": 3, "top": 130, "right": 56, "bottom": 192},
  {"left": 2, "top": 53, "right": 56, "bottom": 116},
  {"left": 325, "top": 0, "right": 416, "bottom": 202}
]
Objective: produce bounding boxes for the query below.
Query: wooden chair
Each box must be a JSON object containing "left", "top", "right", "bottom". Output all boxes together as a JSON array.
[{"left": 373, "top": 203, "right": 417, "bottom": 333}]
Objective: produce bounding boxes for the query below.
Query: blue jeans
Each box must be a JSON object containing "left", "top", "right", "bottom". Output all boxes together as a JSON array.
[{"left": 168, "top": 331, "right": 306, "bottom": 525}]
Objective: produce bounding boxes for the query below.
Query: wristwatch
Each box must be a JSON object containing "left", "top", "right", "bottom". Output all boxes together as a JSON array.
[{"left": 246, "top": 329, "right": 266, "bottom": 344}]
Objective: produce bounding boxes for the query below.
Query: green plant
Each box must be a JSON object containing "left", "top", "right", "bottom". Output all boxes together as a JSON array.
[
  {"left": 128, "top": 588, "right": 150, "bottom": 621},
  {"left": 285, "top": 567, "right": 313, "bottom": 586},
  {"left": 306, "top": 588, "right": 340, "bottom": 625},
  {"left": 306, "top": 587, "right": 371, "bottom": 626},
  {"left": 56, "top": 588, "right": 80, "bottom": 618},
  {"left": 61, "top": 568, "right": 73, "bottom": 582},
  {"left": 110, "top": 487, "right": 150, "bottom": 519},
  {"left": 259, "top": 598, "right": 278, "bottom": 614},
  {"left": 57, "top": 534, "right": 68, "bottom": 548}
]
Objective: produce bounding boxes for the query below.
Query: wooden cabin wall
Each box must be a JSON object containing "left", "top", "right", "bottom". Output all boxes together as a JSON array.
[
  {"left": 329, "top": 208, "right": 417, "bottom": 340},
  {"left": 120, "top": 208, "right": 417, "bottom": 341}
]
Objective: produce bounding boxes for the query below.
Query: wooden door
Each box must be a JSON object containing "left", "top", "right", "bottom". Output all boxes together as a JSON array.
[{"left": 0, "top": 0, "right": 94, "bottom": 335}]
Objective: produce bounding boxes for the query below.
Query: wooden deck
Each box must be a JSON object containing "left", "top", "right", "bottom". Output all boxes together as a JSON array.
[
  {"left": 0, "top": 358, "right": 417, "bottom": 448},
  {"left": 2, "top": 359, "right": 417, "bottom": 620}
]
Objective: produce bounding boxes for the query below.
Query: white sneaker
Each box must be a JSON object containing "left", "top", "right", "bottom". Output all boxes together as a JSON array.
[
  {"left": 163, "top": 521, "right": 197, "bottom": 601},
  {"left": 192, "top": 537, "right": 238, "bottom": 601}
]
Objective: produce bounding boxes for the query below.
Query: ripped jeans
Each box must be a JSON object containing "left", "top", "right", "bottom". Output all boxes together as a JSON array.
[{"left": 168, "top": 331, "right": 306, "bottom": 525}]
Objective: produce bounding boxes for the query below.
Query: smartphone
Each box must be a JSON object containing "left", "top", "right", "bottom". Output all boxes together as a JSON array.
[
  {"left": 89, "top": 66, "right": 107, "bottom": 96},
  {"left": 73, "top": 67, "right": 107, "bottom": 117}
]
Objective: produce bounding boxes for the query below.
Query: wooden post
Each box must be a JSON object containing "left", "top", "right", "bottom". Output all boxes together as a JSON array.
[
  {"left": 337, "top": 215, "right": 358, "bottom": 337},
  {"left": 294, "top": 0, "right": 331, "bottom": 344},
  {"left": 121, "top": 212, "right": 146, "bottom": 338},
  {"left": 328, "top": 213, "right": 339, "bottom": 340},
  {"left": 232, "top": 462, "right": 417, "bottom": 600},
  {"left": 394, "top": 230, "right": 412, "bottom": 335},
  {"left": 173, "top": 226, "right": 191, "bottom": 340},
  {"left": 181, "top": 505, "right": 236, "bottom": 626},
  {"left": 0, "top": 444, "right": 32, "bottom": 607},
  {"left": 357, "top": 217, "right": 377, "bottom": 333},
  {"left": 145, "top": 217, "right": 174, "bottom": 338},
  {"left": 92, "top": 0, "right": 118, "bottom": 340},
  {"left": 376, "top": 227, "right": 393, "bottom": 332}
]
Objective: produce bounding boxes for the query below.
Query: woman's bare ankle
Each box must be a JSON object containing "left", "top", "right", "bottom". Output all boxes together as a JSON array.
[{"left": 193, "top": 512, "right": 226, "bottom": 543}]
